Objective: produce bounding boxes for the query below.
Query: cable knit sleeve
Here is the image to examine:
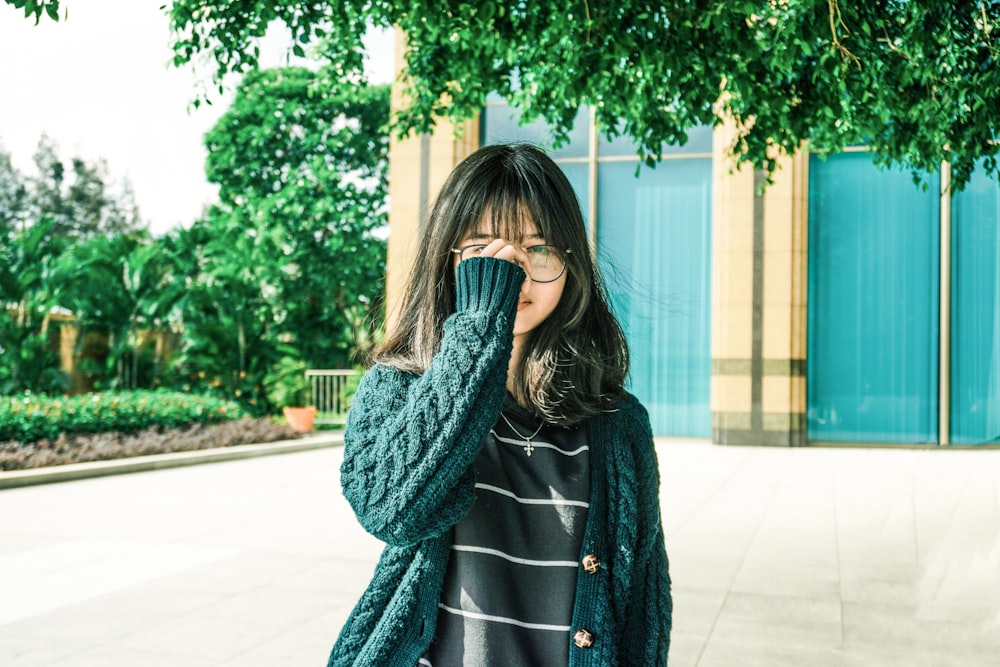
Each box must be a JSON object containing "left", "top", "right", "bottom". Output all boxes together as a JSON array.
[
  {"left": 620, "top": 397, "right": 673, "bottom": 665},
  {"left": 340, "top": 257, "right": 525, "bottom": 546}
]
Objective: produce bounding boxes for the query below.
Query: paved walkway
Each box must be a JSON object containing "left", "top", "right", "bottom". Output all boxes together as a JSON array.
[{"left": 1, "top": 439, "right": 998, "bottom": 666}]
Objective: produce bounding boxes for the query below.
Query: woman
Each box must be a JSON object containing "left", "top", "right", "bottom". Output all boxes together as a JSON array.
[{"left": 328, "top": 143, "right": 671, "bottom": 666}]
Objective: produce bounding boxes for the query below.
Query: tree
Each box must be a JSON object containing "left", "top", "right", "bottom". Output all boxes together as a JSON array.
[
  {"left": 160, "top": 69, "right": 389, "bottom": 413},
  {"left": 65, "top": 157, "right": 108, "bottom": 236},
  {"left": 152, "top": 0, "right": 1000, "bottom": 189},
  {"left": 6, "top": 0, "right": 60, "bottom": 23},
  {"left": 53, "top": 233, "right": 181, "bottom": 389},
  {"left": 160, "top": 208, "right": 285, "bottom": 413},
  {"left": 203, "top": 67, "right": 389, "bottom": 367},
  {"left": 22, "top": 135, "right": 145, "bottom": 239},
  {"left": 14, "top": 1, "right": 998, "bottom": 185},
  {"left": 0, "top": 131, "right": 157, "bottom": 395},
  {"left": 109, "top": 178, "right": 145, "bottom": 236},
  {"left": 0, "top": 217, "right": 68, "bottom": 394},
  {"left": 0, "top": 144, "right": 28, "bottom": 235},
  {"left": 67, "top": 159, "right": 144, "bottom": 237},
  {"left": 28, "top": 135, "right": 70, "bottom": 235}
]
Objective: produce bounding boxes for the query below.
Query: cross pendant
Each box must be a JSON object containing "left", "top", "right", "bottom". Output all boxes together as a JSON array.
[{"left": 523, "top": 441, "right": 534, "bottom": 457}]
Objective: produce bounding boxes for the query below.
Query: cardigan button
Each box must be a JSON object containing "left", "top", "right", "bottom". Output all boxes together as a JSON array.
[
  {"left": 573, "top": 628, "right": 595, "bottom": 649},
  {"left": 581, "top": 554, "right": 601, "bottom": 574}
]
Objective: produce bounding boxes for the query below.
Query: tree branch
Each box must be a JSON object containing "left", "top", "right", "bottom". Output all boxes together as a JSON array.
[{"left": 828, "top": 0, "right": 860, "bottom": 66}]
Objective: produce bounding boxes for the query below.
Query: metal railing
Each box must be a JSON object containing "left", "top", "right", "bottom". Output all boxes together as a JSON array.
[{"left": 306, "top": 369, "right": 361, "bottom": 425}]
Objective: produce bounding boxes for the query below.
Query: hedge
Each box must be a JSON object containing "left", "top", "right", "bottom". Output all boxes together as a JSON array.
[{"left": 0, "top": 391, "right": 246, "bottom": 442}]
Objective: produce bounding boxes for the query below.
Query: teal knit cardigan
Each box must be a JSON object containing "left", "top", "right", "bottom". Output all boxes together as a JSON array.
[{"left": 328, "top": 257, "right": 672, "bottom": 666}]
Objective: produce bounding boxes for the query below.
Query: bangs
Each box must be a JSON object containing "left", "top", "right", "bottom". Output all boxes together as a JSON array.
[{"left": 457, "top": 161, "right": 571, "bottom": 247}]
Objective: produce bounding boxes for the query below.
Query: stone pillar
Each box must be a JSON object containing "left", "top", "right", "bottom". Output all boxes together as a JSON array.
[
  {"left": 711, "top": 124, "right": 809, "bottom": 446},
  {"left": 385, "top": 29, "right": 479, "bottom": 324},
  {"left": 58, "top": 318, "right": 83, "bottom": 394}
]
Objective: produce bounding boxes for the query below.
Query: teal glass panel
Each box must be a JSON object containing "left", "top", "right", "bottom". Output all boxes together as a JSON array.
[
  {"left": 556, "top": 161, "right": 590, "bottom": 231},
  {"left": 807, "top": 153, "right": 940, "bottom": 443},
  {"left": 950, "top": 164, "right": 1000, "bottom": 444},
  {"left": 599, "top": 123, "right": 714, "bottom": 157},
  {"left": 597, "top": 160, "right": 713, "bottom": 436},
  {"left": 481, "top": 102, "right": 590, "bottom": 158}
]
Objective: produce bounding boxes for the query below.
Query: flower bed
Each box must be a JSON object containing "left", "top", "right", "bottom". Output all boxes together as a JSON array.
[
  {"left": 0, "top": 390, "right": 244, "bottom": 442},
  {"left": 0, "top": 391, "right": 305, "bottom": 471},
  {"left": 0, "top": 417, "right": 303, "bottom": 471}
]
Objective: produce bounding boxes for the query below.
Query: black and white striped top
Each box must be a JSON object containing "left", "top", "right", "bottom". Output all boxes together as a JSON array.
[{"left": 418, "top": 396, "right": 590, "bottom": 667}]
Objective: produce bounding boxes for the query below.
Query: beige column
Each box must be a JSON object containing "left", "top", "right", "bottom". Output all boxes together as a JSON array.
[
  {"left": 57, "top": 318, "right": 83, "bottom": 394},
  {"left": 384, "top": 29, "right": 479, "bottom": 324},
  {"left": 711, "top": 123, "right": 809, "bottom": 446}
]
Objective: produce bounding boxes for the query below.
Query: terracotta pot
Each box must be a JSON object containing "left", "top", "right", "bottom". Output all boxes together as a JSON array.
[{"left": 282, "top": 406, "right": 317, "bottom": 433}]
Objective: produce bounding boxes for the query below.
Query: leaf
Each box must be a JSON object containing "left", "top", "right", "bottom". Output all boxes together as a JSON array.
[{"left": 0, "top": 268, "right": 20, "bottom": 299}]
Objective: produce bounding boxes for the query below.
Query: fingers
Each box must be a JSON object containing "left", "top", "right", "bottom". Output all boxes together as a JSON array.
[{"left": 479, "top": 239, "right": 531, "bottom": 277}]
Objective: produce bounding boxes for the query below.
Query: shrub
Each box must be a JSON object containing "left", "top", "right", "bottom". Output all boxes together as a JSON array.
[
  {"left": 0, "top": 417, "right": 301, "bottom": 471},
  {"left": 0, "top": 390, "right": 245, "bottom": 442}
]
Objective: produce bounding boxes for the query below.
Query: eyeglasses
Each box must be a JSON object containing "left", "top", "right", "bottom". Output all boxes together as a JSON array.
[{"left": 451, "top": 244, "right": 571, "bottom": 283}]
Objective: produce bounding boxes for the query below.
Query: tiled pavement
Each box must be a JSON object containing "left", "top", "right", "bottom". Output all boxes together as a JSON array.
[{"left": 1, "top": 439, "right": 998, "bottom": 666}]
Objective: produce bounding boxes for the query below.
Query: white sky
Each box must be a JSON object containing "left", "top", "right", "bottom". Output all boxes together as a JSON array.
[{"left": 0, "top": 1, "right": 394, "bottom": 236}]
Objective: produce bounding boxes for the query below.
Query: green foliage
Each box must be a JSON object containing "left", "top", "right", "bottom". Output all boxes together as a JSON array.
[
  {"left": 5, "top": 0, "right": 60, "bottom": 23},
  {"left": 161, "top": 69, "right": 389, "bottom": 414},
  {"left": 203, "top": 71, "right": 389, "bottom": 371},
  {"left": 263, "top": 355, "right": 311, "bottom": 408},
  {"left": 159, "top": 0, "right": 1000, "bottom": 190},
  {"left": 159, "top": 212, "right": 283, "bottom": 414},
  {"left": 0, "top": 158, "right": 169, "bottom": 394},
  {"left": 204, "top": 68, "right": 387, "bottom": 206},
  {"left": 338, "top": 368, "right": 362, "bottom": 410},
  {"left": 0, "top": 390, "right": 245, "bottom": 442},
  {"left": 0, "top": 80, "right": 387, "bottom": 415},
  {"left": 52, "top": 232, "right": 183, "bottom": 389},
  {"left": 0, "top": 216, "right": 68, "bottom": 394},
  {"left": 27, "top": 136, "right": 144, "bottom": 239},
  {"left": 0, "top": 146, "right": 28, "bottom": 234}
]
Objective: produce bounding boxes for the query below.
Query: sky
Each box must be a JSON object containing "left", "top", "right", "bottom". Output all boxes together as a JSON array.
[{"left": 0, "top": 1, "right": 394, "bottom": 236}]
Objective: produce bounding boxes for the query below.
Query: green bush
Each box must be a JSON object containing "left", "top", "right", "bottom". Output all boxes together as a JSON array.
[{"left": 0, "top": 390, "right": 246, "bottom": 442}]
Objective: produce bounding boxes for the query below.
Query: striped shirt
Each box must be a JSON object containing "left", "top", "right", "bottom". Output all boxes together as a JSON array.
[{"left": 419, "top": 396, "right": 590, "bottom": 666}]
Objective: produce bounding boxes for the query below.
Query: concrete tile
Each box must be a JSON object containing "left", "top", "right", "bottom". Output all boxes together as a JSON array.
[
  {"left": 743, "top": 536, "right": 841, "bottom": 568},
  {"left": 840, "top": 577, "right": 925, "bottom": 607},
  {"left": 45, "top": 644, "right": 217, "bottom": 667},
  {"left": 710, "top": 591, "right": 843, "bottom": 650},
  {"left": 665, "top": 633, "right": 706, "bottom": 667},
  {"left": 841, "top": 647, "right": 998, "bottom": 667},
  {"left": 217, "top": 610, "right": 346, "bottom": 667},
  {"left": 667, "top": 551, "right": 744, "bottom": 591},
  {"left": 839, "top": 560, "right": 930, "bottom": 598},
  {"left": 731, "top": 560, "right": 842, "bottom": 599},
  {"left": 112, "top": 559, "right": 371, "bottom": 663},
  {"left": 141, "top": 551, "right": 327, "bottom": 597},
  {"left": 281, "top": 558, "right": 377, "bottom": 605},
  {"left": 698, "top": 641, "right": 851, "bottom": 667},
  {"left": 0, "top": 538, "right": 237, "bottom": 626},
  {"left": 842, "top": 602, "right": 1000, "bottom": 656},
  {"left": 3, "top": 440, "right": 1000, "bottom": 667},
  {"left": 0, "top": 533, "right": 60, "bottom": 557},
  {"left": 0, "top": 634, "right": 86, "bottom": 666},
  {"left": 0, "top": 583, "right": 226, "bottom": 642},
  {"left": 115, "top": 608, "right": 288, "bottom": 662},
  {"left": 669, "top": 586, "right": 727, "bottom": 638}
]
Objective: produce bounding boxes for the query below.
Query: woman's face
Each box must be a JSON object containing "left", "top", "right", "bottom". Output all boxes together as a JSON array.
[{"left": 453, "top": 218, "right": 567, "bottom": 343}]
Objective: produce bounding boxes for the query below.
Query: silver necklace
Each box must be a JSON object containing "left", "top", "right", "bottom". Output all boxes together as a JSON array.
[{"left": 499, "top": 411, "right": 544, "bottom": 456}]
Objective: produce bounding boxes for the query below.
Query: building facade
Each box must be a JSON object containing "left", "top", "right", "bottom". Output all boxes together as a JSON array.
[{"left": 385, "top": 64, "right": 999, "bottom": 448}]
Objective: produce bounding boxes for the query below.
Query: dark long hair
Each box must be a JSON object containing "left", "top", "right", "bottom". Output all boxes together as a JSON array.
[{"left": 373, "top": 143, "right": 629, "bottom": 426}]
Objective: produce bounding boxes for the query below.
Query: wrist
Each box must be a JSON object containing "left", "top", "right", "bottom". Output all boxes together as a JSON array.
[{"left": 455, "top": 257, "right": 525, "bottom": 314}]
